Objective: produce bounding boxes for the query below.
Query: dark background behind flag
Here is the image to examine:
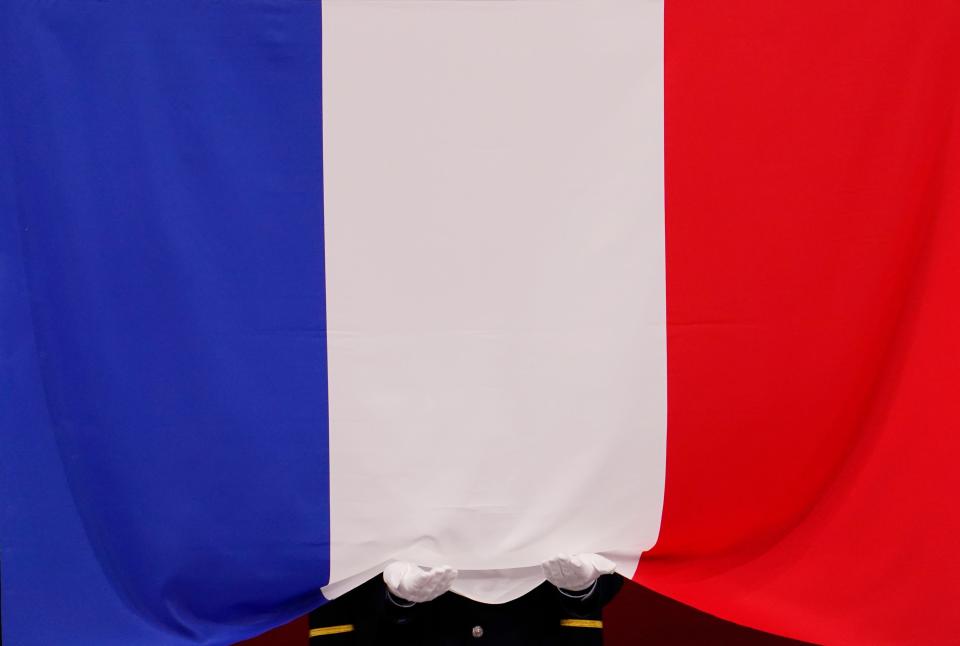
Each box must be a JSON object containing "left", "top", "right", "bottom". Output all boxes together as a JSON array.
[{"left": 240, "top": 582, "right": 815, "bottom": 645}]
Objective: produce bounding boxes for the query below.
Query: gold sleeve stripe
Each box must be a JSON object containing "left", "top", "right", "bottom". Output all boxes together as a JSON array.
[
  {"left": 309, "top": 624, "right": 355, "bottom": 637},
  {"left": 560, "top": 619, "right": 603, "bottom": 629}
]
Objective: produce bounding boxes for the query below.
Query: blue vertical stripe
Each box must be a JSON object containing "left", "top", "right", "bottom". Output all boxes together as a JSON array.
[{"left": 1, "top": 1, "right": 329, "bottom": 643}]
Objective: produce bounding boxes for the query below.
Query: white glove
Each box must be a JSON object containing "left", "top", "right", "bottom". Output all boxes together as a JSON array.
[
  {"left": 542, "top": 553, "right": 616, "bottom": 593},
  {"left": 383, "top": 561, "right": 458, "bottom": 604}
]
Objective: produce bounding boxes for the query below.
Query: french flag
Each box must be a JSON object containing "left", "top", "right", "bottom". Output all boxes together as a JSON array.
[{"left": 2, "top": 1, "right": 957, "bottom": 645}]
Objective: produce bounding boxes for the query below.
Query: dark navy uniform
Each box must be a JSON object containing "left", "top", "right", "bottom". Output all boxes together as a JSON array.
[{"left": 308, "top": 574, "right": 622, "bottom": 645}]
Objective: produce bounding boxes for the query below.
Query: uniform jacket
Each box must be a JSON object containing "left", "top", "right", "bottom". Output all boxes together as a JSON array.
[{"left": 308, "top": 573, "right": 623, "bottom": 645}]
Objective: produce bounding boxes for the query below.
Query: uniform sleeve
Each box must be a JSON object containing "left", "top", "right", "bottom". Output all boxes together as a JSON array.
[
  {"left": 309, "top": 577, "right": 428, "bottom": 645},
  {"left": 556, "top": 573, "right": 624, "bottom": 619},
  {"left": 308, "top": 581, "right": 368, "bottom": 645},
  {"left": 307, "top": 577, "right": 390, "bottom": 644}
]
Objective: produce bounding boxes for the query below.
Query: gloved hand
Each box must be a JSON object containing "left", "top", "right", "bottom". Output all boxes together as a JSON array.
[
  {"left": 383, "top": 561, "right": 458, "bottom": 604},
  {"left": 541, "top": 553, "right": 616, "bottom": 593}
]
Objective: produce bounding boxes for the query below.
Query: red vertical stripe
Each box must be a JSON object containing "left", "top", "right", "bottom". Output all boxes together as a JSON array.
[{"left": 641, "top": 1, "right": 960, "bottom": 643}]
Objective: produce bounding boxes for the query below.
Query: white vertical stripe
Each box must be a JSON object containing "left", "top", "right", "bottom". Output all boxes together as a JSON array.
[{"left": 322, "top": 0, "right": 664, "bottom": 602}]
